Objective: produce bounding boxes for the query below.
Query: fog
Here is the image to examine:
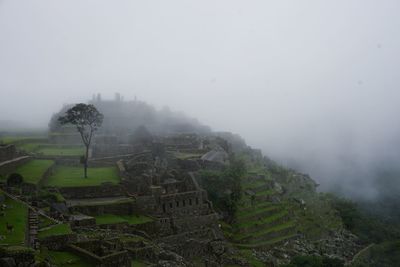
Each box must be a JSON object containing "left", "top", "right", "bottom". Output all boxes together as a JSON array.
[{"left": 1, "top": 1, "right": 400, "bottom": 200}]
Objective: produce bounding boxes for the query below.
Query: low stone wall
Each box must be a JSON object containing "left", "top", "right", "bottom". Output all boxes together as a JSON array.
[
  {"left": 60, "top": 184, "right": 124, "bottom": 199},
  {"left": 68, "top": 243, "right": 131, "bottom": 267}
]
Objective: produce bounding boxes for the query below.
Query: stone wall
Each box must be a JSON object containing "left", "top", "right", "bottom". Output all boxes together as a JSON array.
[
  {"left": 157, "top": 190, "right": 211, "bottom": 216},
  {"left": 40, "top": 233, "right": 77, "bottom": 250},
  {"left": 92, "top": 144, "right": 141, "bottom": 158},
  {"left": 69, "top": 200, "right": 135, "bottom": 216}
]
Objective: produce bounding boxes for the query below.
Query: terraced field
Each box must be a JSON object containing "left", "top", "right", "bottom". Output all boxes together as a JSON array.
[
  {"left": 229, "top": 178, "right": 297, "bottom": 250},
  {"left": 12, "top": 159, "right": 54, "bottom": 184}
]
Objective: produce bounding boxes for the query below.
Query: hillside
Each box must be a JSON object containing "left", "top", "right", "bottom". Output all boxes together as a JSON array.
[{"left": 0, "top": 101, "right": 399, "bottom": 266}]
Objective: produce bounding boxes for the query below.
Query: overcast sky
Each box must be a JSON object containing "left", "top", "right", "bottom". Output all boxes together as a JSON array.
[{"left": 1, "top": 1, "right": 400, "bottom": 198}]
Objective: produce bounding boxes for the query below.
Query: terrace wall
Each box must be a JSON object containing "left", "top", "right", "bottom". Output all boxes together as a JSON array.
[
  {"left": 0, "top": 144, "right": 16, "bottom": 162},
  {"left": 68, "top": 242, "right": 131, "bottom": 267},
  {"left": 59, "top": 184, "right": 124, "bottom": 199},
  {"left": 69, "top": 200, "right": 135, "bottom": 216},
  {"left": 40, "top": 233, "right": 77, "bottom": 250}
]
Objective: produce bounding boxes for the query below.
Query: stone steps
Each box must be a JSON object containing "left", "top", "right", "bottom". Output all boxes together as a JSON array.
[
  {"left": 237, "top": 206, "right": 282, "bottom": 222},
  {"left": 235, "top": 210, "right": 290, "bottom": 234},
  {"left": 234, "top": 233, "right": 298, "bottom": 249},
  {"left": 27, "top": 208, "right": 39, "bottom": 249}
]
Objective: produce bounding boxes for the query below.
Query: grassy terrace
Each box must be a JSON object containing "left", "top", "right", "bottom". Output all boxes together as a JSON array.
[
  {"left": 0, "top": 135, "right": 46, "bottom": 144},
  {"left": 36, "top": 145, "right": 84, "bottom": 156},
  {"left": 38, "top": 223, "right": 72, "bottom": 239},
  {"left": 235, "top": 210, "right": 289, "bottom": 229},
  {"left": 234, "top": 234, "right": 298, "bottom": 249},
  {"left": 0, "top": 195, "right": 28, "bottom": 245},
  {"left": 45, "top": 166, "right": 120, "bottom": 187},
  {"left": 12, "top": 159, "right": 54, "bottom": 184},
  {"left": 234, "top": 221, "right": 296, "bottom": 241},
  {"left": 95, "top": 214, "right": 154, "bottom": 225},
  {"left": 236, "top": 204, "right": 280, "bottom": 220},
  {"left": 173, "top": 152, "right": 203, "bottom": 160}
]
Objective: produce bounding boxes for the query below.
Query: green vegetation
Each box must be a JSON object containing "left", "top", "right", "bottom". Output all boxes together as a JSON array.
[
  {"left": 351, "top": 241, "right": 400, "bottom": 267},
  {"left": 131, "top": 260, "right": 150, "bottom": 267},
  {"left": 199, "top": 157, "right": 246, "bottom": 221},
  {"left": 331, "top": 197, "right": 400, "bottom": 243},
  {"left": 38, "top": 223, "right": 72, "bottom": 239},
  {"left": 95, "top": 214, "right": 154, "bottom": 225},
  {"left": 45, "top": 165, "right": 120, "bottom": 187},
  {"left": 12, "top": 159, "right": 53, "bottom": 184},
  {"left": 0, "top": 196, "right": 28, "bottom": 245}
]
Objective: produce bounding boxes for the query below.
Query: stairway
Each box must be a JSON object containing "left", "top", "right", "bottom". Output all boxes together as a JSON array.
[{"left": 27, "top": 208, "right": 39, "bottom": 249}]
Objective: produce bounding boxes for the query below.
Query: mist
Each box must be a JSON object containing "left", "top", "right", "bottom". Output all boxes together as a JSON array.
[{"left": 1, "top": 0, "right": 400, "bottom": 200}]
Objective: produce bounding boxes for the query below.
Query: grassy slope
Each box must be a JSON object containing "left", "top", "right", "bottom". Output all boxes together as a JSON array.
[
  {"left": 13, "top": 159, "right": 54, "bottom": 184},
  {"left": 0, "top": 196, "right": 28, "bottom": 245},
  {"left": 95, "top": 214, "right": 154, "bottom": 225},
  {"left": 45, "top": 166, "right": 120, "bottom": 187},
  {"left": 38, "top": 223, "right": 72, "bottom": 239}
]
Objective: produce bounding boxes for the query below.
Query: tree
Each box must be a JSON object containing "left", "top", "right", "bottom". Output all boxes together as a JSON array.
[{"left": 58, "top": 103, "right": 103, "bottom": 178}]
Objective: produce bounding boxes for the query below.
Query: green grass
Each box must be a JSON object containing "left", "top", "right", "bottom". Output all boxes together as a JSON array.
[
  {"left": 0, "top": 196, "right": 28, "bottom": 245},
  {"left": 16, "top": 142, "right": 42, "bottom": 152},
  {"left": 38, "top": 223, "right": 72, "bottom": 239},
  {"left": 131, "top": 260, "right": 150, "bottom": 267},
  {"left": 95, "top": 214, "right": 154, "bottom": 225},
  {"left": 234, "top": 234, "right": 298, "bottom": 249},
  {"left": 236, "top": 205, "right": 279, "bottom": 220},
  {"left": 44, "top": 251, "right": 93, "bottom": 267},
  {"left": 12, "top": 159, "right": 54, "bottom": 184},
  {"left": 36, "top": 146, "right": 84, "bottom": 156},
  {"left": 0, "top": 136, "right": 46, "bottom": 144},
  {"left": 45, "top": 166, "right": 120, "bottom": 187}
]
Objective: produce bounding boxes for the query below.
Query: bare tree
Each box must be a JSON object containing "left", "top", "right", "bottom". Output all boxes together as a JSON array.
[{"left": 58, "top": 103, "right": 103, "bottom": 178}]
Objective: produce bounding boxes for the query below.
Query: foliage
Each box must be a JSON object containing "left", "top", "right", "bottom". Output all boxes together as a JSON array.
[
  {"left": 331, "top": 197, "right": 400, "bottom": 243},
  {"left": 58, "top": 103, "right": 103, "bottom": 178},
  {"left": 351, "top": 240, "right": 400, "bottom": 267},
  {"left": 199, "top": 157, "right": 246, "bottom": 221}
]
